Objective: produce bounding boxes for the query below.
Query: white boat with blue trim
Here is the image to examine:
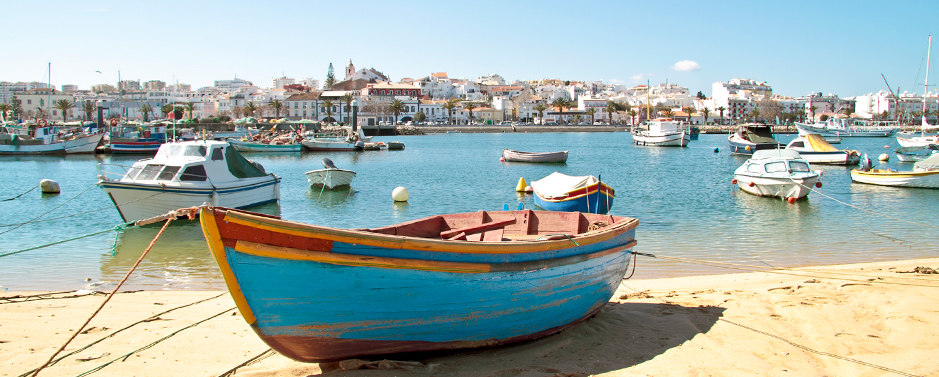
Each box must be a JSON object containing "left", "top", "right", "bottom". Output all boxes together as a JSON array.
[
  {"left": 97, "top": 140, "right": 281, "bottom": 222},
  {"left": 733, "top": 149, "right": 821, "bottom": 201}
]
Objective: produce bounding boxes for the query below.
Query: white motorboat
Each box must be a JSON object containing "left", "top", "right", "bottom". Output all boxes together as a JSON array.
[
  {"left": 895, "top": 145, "right": 939, "bottom": 162},
  {"left": 727, "top": 124, "right": 782, "bottom": 155},
  {"left": 794, "top": 118, "right": 899, "bottom": 137},
  {"left": 630, "top": 118, "right": 691, "bottom": 147},
  {"left": 784, "top": 134, "right": 860, "bottom": 165},
  {"left": 733, "top": 149, "right": 821, "bottom": 201},
  {"left": 97, "top": 140, "right": 281, "bottom": 222},
  {"left": 896, "top": 133, "right": 939, "bottom": 148},
  {"left": 305, "top": 158, "right": 356, "bottom": 189},
  {"left": 302, "top": 127, "right": 370, "bottom": 151},
  {"left": 850, "top": 153, "right": 939, "bottom": 189}
]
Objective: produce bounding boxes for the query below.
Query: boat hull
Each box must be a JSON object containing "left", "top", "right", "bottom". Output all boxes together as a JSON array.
[
  {"left": 728, "top": 139, "right": 781, "bottom": 155},
  {"left": 534, "top": 182, "right": 615, "bottom": 214},
  {"left": 0, "top": 133, "right": 104, "bottom": 155},
  {"left": 200, "top": 208, "right": 639, "bottom": 361},
  {"left": 795, "top": 123, "right": 899, "bottom": 137},
  {"left": 301, "top": 139, "right": 360, "bottom": 151},
  {"left": 99, "top": 178, "right": 280, "bottom": 222},
  {"left": 64, "top": 133, "right": 105, "bottom": 154},
  {"left": 229, "top": 140, "right": 301, "bottom": 152},
  {"left": 789, "top": 151, "right": 859, "bottom": 165},
  {"left": 850, "top": 169, "right": 939, "bottom": 189},
  {"left": 501, "top": 149, "right": 568, "bottom": 163},
  {"left": 631, "top": 131, "right": 689, "bottom": 147},
  {"left": 109, "top": 141, "right": 163, "bottom": 154},
  {"left": 896, "top": 135, "right": 939, "bottom": 148},
  {"left": 305, "top": 169, "right": 356, "bottom": 189},
  {"left": 734, "top": 174, "right": 818, "bottom": 199}
]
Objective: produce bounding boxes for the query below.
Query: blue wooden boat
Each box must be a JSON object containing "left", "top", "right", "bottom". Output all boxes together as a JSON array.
[
  {"left": 200, "top": 206, "right": 638, "bottom": 361},
  {"left": 530, "top": 172, "right": 615, "bottom": 214}
]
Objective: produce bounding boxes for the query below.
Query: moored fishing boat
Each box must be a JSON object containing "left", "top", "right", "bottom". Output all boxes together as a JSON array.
[
  {"left": 0, "top": 123, "right": 104, "bottom": 155},
  {"left": 108, "top": 121, "right": 169, "bottom": 154},
  {"left": 501, "top": 149, "right": 568, "bottom": 163},
  {"left": 795, "top": 118, "right": 900, "bottom": 137},
  {"left": 850, "top": 154, "right": 939, "bottom": 189},
  {"left": 630, "top": 118, "right": 691, "bottom": 147},
  {"left": 199, "top": 206, "right": 638, "bottom": 361},
  {"left": 784, "top": 134, "right": 860, "bottom": 165},
  {"left": 304, "top": 158, "right": 356, "bottom": 189},
  {"left": 228, "top": 137, "right": 302, "bottom": 152},
  {"left": 97, "top": 140, "right": 281, "bottom": 222},
  {"left": 733, "top": 149, "right": 821, "bottom": 201},
  {"left": 531, "top": 172, "right": 615, "bottom": 214},
  {"left": 728, "top": 123, "right": 782, "bottom": 155}
]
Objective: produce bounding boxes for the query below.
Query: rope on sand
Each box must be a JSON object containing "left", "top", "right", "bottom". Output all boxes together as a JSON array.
[
  {"left": 73, "top": 307, "right": 236, "bottom": 377},
  {"left": 29, "top": 207, "right": 200, "bottom": 377},
  {"left": 217, "top": 349, "right": 277, "bottom": 377},
  {"left": 15, "top": 292, "right": 227, "bottom": 377}
]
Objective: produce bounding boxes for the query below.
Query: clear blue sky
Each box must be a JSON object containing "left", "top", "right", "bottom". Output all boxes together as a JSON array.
[{"left": 6, "top": 0, "right": 938, "bottom": 98}]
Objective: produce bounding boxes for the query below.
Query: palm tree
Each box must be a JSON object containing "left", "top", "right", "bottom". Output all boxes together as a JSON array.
[
  {"left": 81, "top": 101, "right": 96, "bottom": 122},
  {"left": 662, "top": 108, "right": 674, "bottom": 118},
  {"left": 322, "top": 99, "right": 334, "bottom": 123},
  {"left": 464, "top": 102, "right": 477, "bottom": 124},
  {"left": 443, "top": 99, "right": 459, "bottom": 124},
  {"left": 182, "top": 102, "right": 196, "bottom": 121},
  {"left": 627, "top": 109, "right": 638, "bottom": 126},
  {"left": 551, "top": 97, "right": 567, "bottom": 124},
  {"left": 161, "top": 104, "right": 174, "bottom": 118},
  {"left": 716, "top": 106, "right": 726, "bottom": 125},
  {"left": 750, "top": 108, "right": 761, "bottom": 122},
  {"left": 702, "top": 107, "right": 711, "bottom": 124},
  {"left": 606, "top": 101, "right": 617, "bottom": 124},
  {"left": 533, "top": 103, "right": 547, "bottom": 123},
  {"left": 682, "top": 106, "right": 695, "bottom": 123},
  {"left": 586, "top": 108, "right": 596, "bottom": 124},
  {"left": 139, "top": 104, "right": 154, "bottom": 122},
  {"left": 53, "top": 99, "right": 75, "bottom": 123},
  {"left": 809, "top": 105, "right": 818, "bottom": 122},
  {"left": 797, "top": 110, "right": 807, "bottom": 123},
  {"left": 342, "top": 93, "right": 353, "bottom": 124},
  {"left": 0, "top": 103, "right": 11, "bottom": 122},
  {"left": 268, "top": 99, "right": 284, "bottom": 119},
  {"left": 390, "top": 99, "right": 406, "bottom": 124},
  {"left": 243, "top": 102, "right": 258, "bottom": 118}
]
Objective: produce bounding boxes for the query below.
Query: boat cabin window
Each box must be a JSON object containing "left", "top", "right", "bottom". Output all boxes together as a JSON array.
[
  {"left": 789, "top": 161, "right": 810, "bottom": 172},
  {"left": 765, "top": 161, "right": 787, "bottom": 173},
  {"left": 746, "top": 163, "right": 762, "bottom": 173},
  {"left": 211, "top": 147, "right": 224, "bottom": 161},
  {"left": 162, "top": 144, "right": 207, "bottom": 158},
  {"left": 134, "top": 164, "right": 165, "bottom": 181},
  {"left": 179, "top": 164, "right": 208, "bottom": 181},
  {"left": 790, "top": 141, "right": 804, "bottom": 148},
  {"left": 157, "top": 166, "right": 181, "bottom": 181}
]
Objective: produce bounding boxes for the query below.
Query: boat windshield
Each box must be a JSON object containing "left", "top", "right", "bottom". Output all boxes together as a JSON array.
[
  {"left": 162, "top": 144, "right": 208, "bottom": 158},
  {"left": 789, "top": 161, "right": 810, "bottom": 172},
  {"left": 765, "top": 161, "right": 787, "bottom": 173}
]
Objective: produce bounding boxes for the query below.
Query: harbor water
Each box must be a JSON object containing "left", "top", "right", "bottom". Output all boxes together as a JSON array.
[{"left": 1, "top": 131, "right": 937, "bottom": 291}]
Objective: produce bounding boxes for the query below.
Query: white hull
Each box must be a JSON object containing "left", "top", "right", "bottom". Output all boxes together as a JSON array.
[
  {"left": 0, "top": 133, "right": 104, "bottom": 154},
  {"left": 502, "top": 149, "right": 568, "bottom": 163},
  {"left": 301, "top": 139, "right": 361, "bottom": 151},
  {"left": 631, "top": 131, "right": 689, "bottom": 147},
  {"left": 896, "top": 135, "right": 939, "bottom": 148},
  {"left": 850, "top": 169, "right": 939, "bottom": 189},
  {"left": 305, "top": 168, "right": 356, "bottom": 189},
  {"left": 99, "top": 178, "right": 280, "bottom": 222},
  {"left": 789, "top": 151, "right": 859, "bottom": 165},
  {"left": 734, "top": 174, "right": 818, "bottom": 199},
  {"left": 795, "top": 122, "right": 899, "bottom": 137}
]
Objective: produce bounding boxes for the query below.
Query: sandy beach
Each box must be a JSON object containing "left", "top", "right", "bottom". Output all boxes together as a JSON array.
[{"left": 3, "top": 257, "right": 938, "bottom": 377}]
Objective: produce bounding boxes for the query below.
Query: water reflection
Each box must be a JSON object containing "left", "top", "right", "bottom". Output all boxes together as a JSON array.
[
  {"left": 391, "top": 201, "right": 410, "bottom": 219},
  {"left": 306, "top": 186, "right": 356, "bottom": 208}
]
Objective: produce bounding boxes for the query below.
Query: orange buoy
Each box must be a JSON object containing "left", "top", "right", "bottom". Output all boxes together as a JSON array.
[
  {"left": 815, "top": 182, "right": 822, "bottom": 188},
  {"left": 748, "top": 182, "right": 755, "bottom": 187},
  {"left": 500, "top": 157, "right": 505, "bottom": 162},
  {"left": 787, "top": 197, "right": 796, "bottom": 204},
  {"left": 731, "top": 178, "right": 737, "bottom": 185}
]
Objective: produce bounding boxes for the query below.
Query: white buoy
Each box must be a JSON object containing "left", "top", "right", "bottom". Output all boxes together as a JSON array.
[
  {"left": 878, "top": 153, "right": 889, "bottom": 162},
  {"left": 40, "top": 179, "right": 60, "bottom": 194},
  {"left": 392, "top": 186, "right": 409, "bottom": 202}
]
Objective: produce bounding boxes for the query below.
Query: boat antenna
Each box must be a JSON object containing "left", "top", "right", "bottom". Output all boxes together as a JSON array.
[{"left": 921, "top": 35, "right": 932, "bottom": 135}]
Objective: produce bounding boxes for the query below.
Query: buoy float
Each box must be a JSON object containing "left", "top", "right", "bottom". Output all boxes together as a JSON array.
[
  {"left": 713, "top": 148, "right": 719, "bottom": 153},
  {"left": 787, "top": 197, "right": 796, "bottom": 204},
  {"left": 731, "top": 178, "right": 737, "bottom": 184},
  {"left": 525, "top": 185, "right": 533, "bottom": 193},
  {"left": 815, "top": 182, "right": 822, "bottom": 188},
  {"left": 516, "top": 177, "right": 527, "bottom": 192},
  {"left": 884, "top": 145, "right": 890, "bottom": 148},
  {"left": 745, "top": 145, "right": 752, "bottom": 152},
  {"left": 878, "top": 153, "right": 889, "bottom": 162},
  {"left": 500, "top": 157, "right": 505, "bottom": 162},
  {"left": 392, "top": 186, "right": 409, "bottom": 202},
  {"left": 40, "top": 179, "right": 60, "bottom": 194},
  {"left": 748, "top": 181, "right": 755, "bottom": 187}
]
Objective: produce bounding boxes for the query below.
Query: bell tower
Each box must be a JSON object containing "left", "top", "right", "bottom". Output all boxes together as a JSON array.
[{"left": 345, "top": 60, "right": 355, "bottom": 79}]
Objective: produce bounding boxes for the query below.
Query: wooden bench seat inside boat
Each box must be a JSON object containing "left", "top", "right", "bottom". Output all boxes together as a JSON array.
[{"left": 365, "top": 210, "right": 618, "bottom": 241}]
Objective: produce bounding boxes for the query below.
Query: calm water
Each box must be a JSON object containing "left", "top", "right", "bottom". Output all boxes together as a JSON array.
[{"left": 1, "top": 131, "right": 937, "bottom": 291}]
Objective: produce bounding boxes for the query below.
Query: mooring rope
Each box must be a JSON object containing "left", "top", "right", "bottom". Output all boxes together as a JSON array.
[
  {"left": 16, "top": 292, "right": 227, "bottom": 377},
  {"left": 1, "top": 183, "right": 41, "bottom": 201},
  {"left": 0, "top": 182, "right": 98, "bottom": 236},
  {"left": 29, "top": 207, "right": 199, "bottom": 377},
  {"left": 217, "top": 349, "right": 276, "bottom": 377},
  {"left": 0, "top": 191, "right": 165, "bottom": 228},
  {"left": 0, "top": 225, "right": 128, "bottom": 259},
  {"left": 789, "top": 178, "right": 938, "bottom": 229}
]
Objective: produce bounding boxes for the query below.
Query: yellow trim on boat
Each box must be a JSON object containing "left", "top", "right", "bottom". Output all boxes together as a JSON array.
[
  {"left": 851, "top": 169, "right": 939, "bottom": 178},
  {"left": 221, "top": 210, "right": 638, "bottom": 254},
  {"left": 234, "top": 240, "right": 493, "bottom": 273},
  {"left": 200, "top": 208, "right": 257, "bottom": 325}
]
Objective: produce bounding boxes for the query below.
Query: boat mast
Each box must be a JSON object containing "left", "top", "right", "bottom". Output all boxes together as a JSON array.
[{"left": 923, "top": 35, "right": 932, "bottom": 135}]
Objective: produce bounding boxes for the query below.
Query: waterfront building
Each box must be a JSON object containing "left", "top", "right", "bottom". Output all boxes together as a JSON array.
[
  {"left": 854, "top": 90, "right": 937, "bottom": 123},
  {"left": 711, "top": 78, "right": 773, "bottom": 122},
  {"left": 17, "top": 88, "right": 77, "bottom": 121},
  {"left": 143, "top": 80, "right": 166, "bottom": 91}
]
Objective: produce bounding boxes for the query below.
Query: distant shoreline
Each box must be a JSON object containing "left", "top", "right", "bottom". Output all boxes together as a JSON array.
[{"left": 409, "top": 124, "right": 924, "bottom": 135}]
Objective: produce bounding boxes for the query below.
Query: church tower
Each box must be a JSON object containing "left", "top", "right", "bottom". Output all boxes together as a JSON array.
[{"left": 345, "top": 60, "right": 355, "bottom": 79}]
